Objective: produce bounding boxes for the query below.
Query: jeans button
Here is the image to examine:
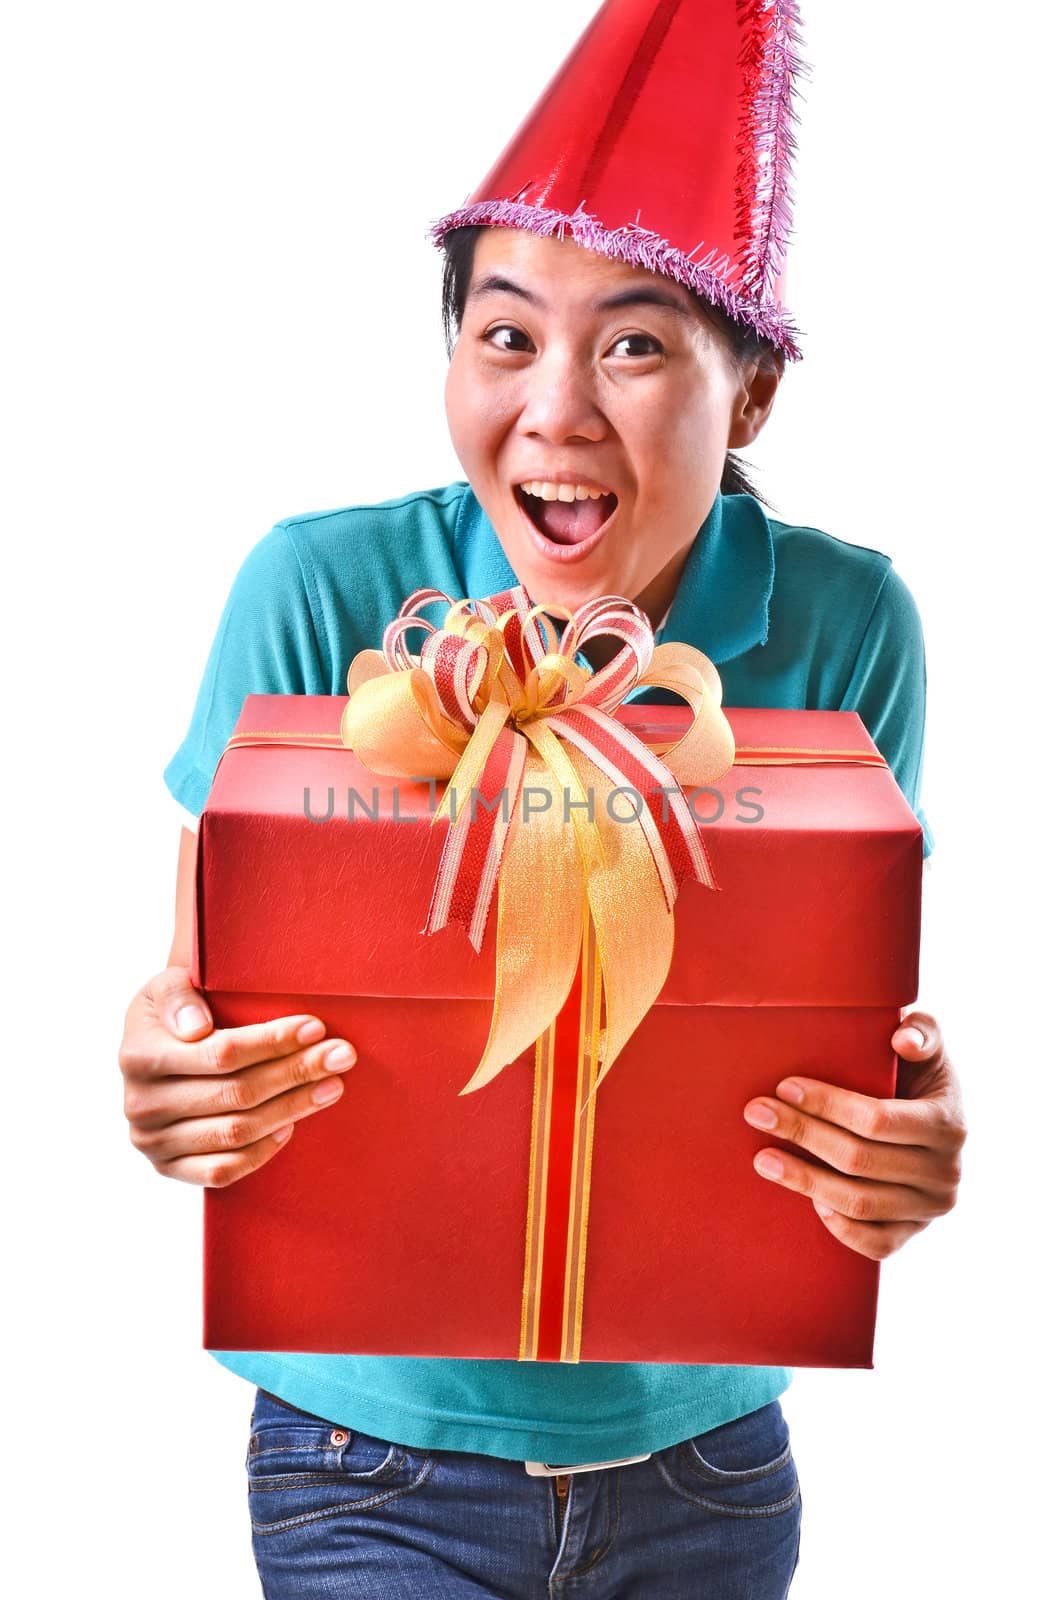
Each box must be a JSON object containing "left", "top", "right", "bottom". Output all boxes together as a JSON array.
[{"left": 330, "top": 1428, "right": 350, "bottom": 1446}]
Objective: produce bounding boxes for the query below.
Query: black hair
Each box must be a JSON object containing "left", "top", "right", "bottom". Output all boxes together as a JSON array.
[{"left": 440, "top": 223, "right": 780, "bottom": 509}]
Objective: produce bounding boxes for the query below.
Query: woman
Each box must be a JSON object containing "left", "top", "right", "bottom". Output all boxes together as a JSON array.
[
  {"left": 120, "top": 5, "right": 966, "bottom": 1594},
  {"left": 120, "top": 219, "right": 965, "bottom": 1598}
]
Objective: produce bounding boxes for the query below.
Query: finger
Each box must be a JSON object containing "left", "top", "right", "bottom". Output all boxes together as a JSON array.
[
  {"left": 156, "top": 1122, "right": 301, "bottom": 1189},
  {"left": 769, "top": 1073, "right": 954, "bottom": 1148},
  {"left": 743, "top": 1095, "right": 959, "bottom": 1191},
  {"left": 750, "top": 1146, "right": 956, "bottom": 1224},
  {"left": 132, "top": 1036, "right": 357, "bottom": 1134},
  {"left": 810, "top": 1205, "right": 930, "bottom": 1262},
  {"left": 139, "top": 1068, "right": 348, "bottom": 1164},
  {"left": 143, "top": 1011, "right": 332, "bottom": 1082}
]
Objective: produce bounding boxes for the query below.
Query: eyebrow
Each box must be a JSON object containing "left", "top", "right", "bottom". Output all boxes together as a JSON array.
[{"left": 465, "top": 272, "right": 696, "bottom": 322}]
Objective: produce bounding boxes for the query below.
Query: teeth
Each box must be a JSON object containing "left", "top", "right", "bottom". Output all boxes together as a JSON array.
[{"left": 519, "top": 481, "right": 612, "bottom": 501}]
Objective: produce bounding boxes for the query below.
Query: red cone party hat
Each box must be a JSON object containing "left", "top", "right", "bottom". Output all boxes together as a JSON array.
[{"left": 429, "top": 0, "right": 808, "bottom": 361}]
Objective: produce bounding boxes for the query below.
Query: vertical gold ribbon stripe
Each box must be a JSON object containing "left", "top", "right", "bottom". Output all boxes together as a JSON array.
[
  {"left": 519, "top": 1020, "right": 556, "bottom": 1362},
  {"left": 561, "top": 910, "right": 603, "bottom": 1364}
]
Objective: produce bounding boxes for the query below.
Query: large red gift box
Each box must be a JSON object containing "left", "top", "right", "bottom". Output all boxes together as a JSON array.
[{"left": 196, "top": 694, "right": 921, "bottom": 1367}]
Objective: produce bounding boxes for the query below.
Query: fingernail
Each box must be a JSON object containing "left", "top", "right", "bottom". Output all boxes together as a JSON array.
[
  {"left": 776, "top": 1079, "right": 804, "bottom": 1104},
  {"left": 273, "top": 1124, "right": 294, "bottom": 1144},
  {"left": 312, "top": 1078, "right": 344, "bottom": 1105},
  {"left": 297, "top": 1019, "right": 326, "bottom": 1045},
  {"left": 755, "top": 1152, "right": 784, "bottom": 1180},
  {"left": 814, "top": 1199, "right": 834, "bottom": 1218},
  {"left": 745, "top": 1102, "right": 778, "bottom": 1130},
  {"left": 324, "top": 1043, "right": 356, "bottom": 1072},
  {"left": 898, "top": 1027, "right": 926, "bottom": 1049},
  {"left": 175, "top": 1003, "right": 209, "bottom": 1037}
]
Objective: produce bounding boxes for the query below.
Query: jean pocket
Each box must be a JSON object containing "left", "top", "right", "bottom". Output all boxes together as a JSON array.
[
  {"left": 246, "top": 1389, "right": 435, "bottom": 1534},
  {"left": 653, "top": 1401, "right": 801, "bottom": 1518}
]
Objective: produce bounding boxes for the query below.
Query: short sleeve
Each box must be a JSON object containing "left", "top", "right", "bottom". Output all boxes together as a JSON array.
[
  {"left": 839, "top": 564, "right": 935, "bottom": 859},
  {"left": 163, "top": 525, "right": 328, "bottom": 817}
]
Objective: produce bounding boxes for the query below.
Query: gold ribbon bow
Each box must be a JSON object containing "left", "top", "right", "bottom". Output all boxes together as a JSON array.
[{"left": 340, "top": 586, "right": 735, "bottom": 1101}]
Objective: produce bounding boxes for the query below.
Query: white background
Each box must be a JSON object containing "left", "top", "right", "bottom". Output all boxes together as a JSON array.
[{"left": 3, "top": 2, "right": 1055, "bottom": 1594}]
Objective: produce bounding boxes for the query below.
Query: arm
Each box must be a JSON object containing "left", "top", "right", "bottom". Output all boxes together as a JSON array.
[
  {"left": 120, "top": 525, "right": 355, "bottom": 1187},
  {"left": 169, "top": 826, "right": 197, "bottom": 968},
  {"left": 743, "top": 563, "right": 965, "bottom": 1257},
  {"left": 118, "top": 826, "right": 360, "bottom": 1187}
]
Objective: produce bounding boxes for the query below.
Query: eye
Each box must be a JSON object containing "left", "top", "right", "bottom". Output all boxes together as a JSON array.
[
  {"left": 609, "top": 333, "right": 663, "bottom": 359},
  {"left": 483, "top": 324, "right": 533, "bottom": 353}
]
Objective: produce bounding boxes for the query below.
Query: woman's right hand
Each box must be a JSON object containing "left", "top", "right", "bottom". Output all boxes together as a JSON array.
[{"left": 119, "top": 966, "right": 357, "bottom": 1187}]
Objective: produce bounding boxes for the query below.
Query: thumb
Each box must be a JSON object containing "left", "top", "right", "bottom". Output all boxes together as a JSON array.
[
  {"left": 151, "top": 966, "right": 214, "bottom": 1040},
  {"left": 891, "top": 1011, "right": 940, "bottom": 1058},
  {"left": 893, "top": 1022, "right": 927, "bottom": 1053}
]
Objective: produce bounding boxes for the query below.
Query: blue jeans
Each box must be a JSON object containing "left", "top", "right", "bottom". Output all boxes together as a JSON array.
[{"left": 246, "top": 1387, "right": 801, "bottom": 1597}]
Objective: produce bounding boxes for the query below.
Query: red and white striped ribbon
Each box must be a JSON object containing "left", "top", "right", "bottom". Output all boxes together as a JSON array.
[{"left": 384, "top": 584, "right": 708, "bottom": 951}]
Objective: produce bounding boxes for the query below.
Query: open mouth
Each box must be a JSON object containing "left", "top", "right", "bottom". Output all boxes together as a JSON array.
[{"left": 513, "top": 484, "right": 619, "bottom": 550}]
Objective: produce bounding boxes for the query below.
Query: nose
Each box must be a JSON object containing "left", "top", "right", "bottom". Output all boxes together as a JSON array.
[{"left": 516, "top": 351, "right": 608, "bottom": 445}]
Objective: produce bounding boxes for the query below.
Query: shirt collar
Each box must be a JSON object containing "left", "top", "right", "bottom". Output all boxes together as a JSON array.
[{"left": 454, "top": 484, "right": 774, "bottom": 665}]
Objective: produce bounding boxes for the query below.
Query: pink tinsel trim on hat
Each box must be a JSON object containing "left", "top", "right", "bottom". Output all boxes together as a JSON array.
[
  {"left": 733, "top": 0, "right": 810, "bottom": 304},
  {"left": 426, "top": 199, "right": 804, "bottom": 362}
]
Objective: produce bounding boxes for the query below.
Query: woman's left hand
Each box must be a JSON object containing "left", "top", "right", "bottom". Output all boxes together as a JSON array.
[{"left": 742, "top": 1011, "right": 967, "bottom": 1260}]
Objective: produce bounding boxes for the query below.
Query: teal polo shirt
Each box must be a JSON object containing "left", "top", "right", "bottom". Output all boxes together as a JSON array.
[{"left": 164, "top": 483, "right": 932, "bottom": 1463}]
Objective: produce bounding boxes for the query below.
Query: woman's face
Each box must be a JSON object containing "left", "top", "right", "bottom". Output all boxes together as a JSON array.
[{"left": 444, "top": 227, "right": 780, "bottom": 624}]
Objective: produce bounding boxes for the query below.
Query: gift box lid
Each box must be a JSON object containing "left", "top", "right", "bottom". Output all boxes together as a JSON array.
[{"left": 193, "top": 695, "right": 922, "bottom": 1007}]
